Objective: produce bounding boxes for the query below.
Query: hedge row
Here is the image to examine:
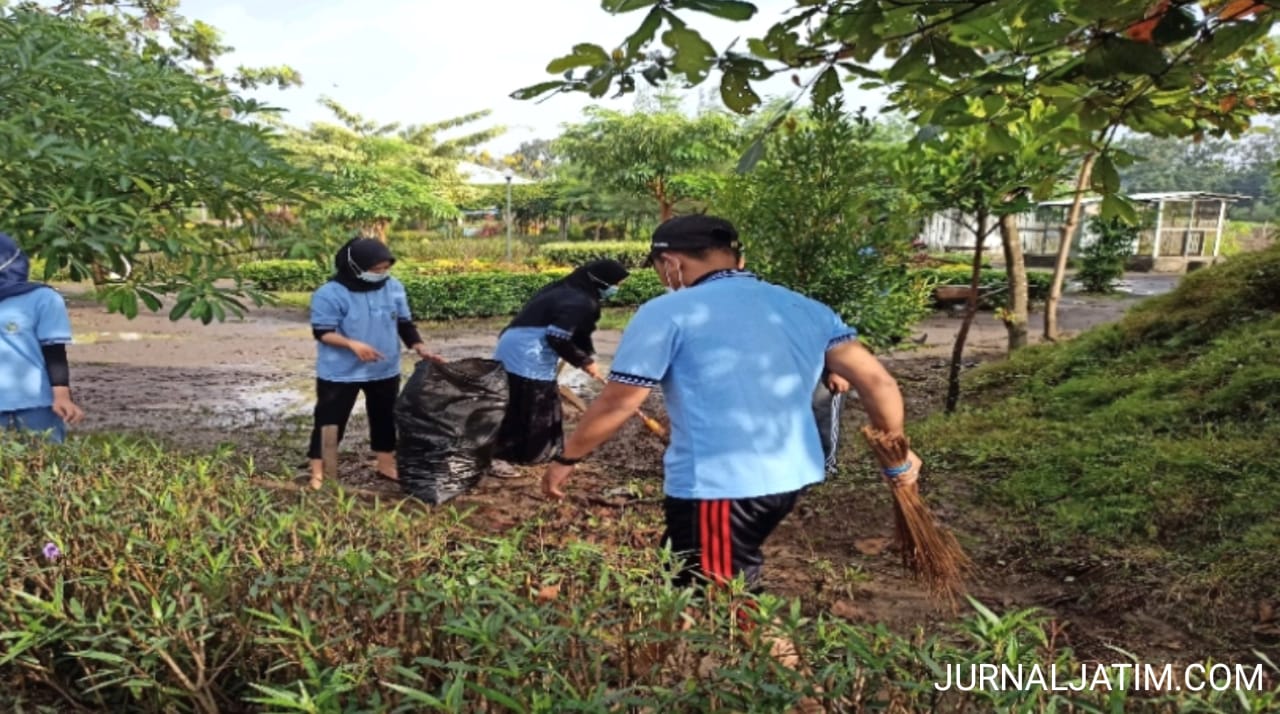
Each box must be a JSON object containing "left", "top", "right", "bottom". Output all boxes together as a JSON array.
[
  {"left": 918, "top": 266, "right": 1054, "bottom": 302},
  {"left": 240, "top": 260, "right": 1051, "bottom": 320},
  {"left": 539, "top": 241, "right": 651, "bottom": 269},
  {"left": 393, "top": 271, "right": 659, "bottom": 320}
]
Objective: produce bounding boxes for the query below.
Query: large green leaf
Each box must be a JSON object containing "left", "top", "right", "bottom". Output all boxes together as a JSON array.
[
  {"left": 1091, "top": 153, "right": 1121, "bottom": 194},
  {"left": 886, "top": 39, "right": 930, "bottom": 82},
  {"left": 675, "top": 0, "right": 757, "bottom": 21},
  {"left": 625, "top": 7, "right": 664, "bottom": 56},
  {"left": 811, "top": 65, "right": 841, "bottom": 107},
  {"left": 984, "top": 124, "right": 1021, "bottom": 154},
  {"left": 1200, "top": 19, "right": 1272, "bottom": 63},
  {"left": 720, "top": 65, "right": 762, "bottom": 114},
  {"left": 546, "top": 43, "right": 612, "bottom": 74},
  {"left": 602, "top": 0, "right": 658, "bottom": 12},
  {"left": 1152, "top": 6, "right": 1198, "bottom": 45},
  {"left": 1083, "top": 37, "right": 1168, "bottom": 78},
  {"left": 663, "top": 27, "right": 718, "bottom": 82}
]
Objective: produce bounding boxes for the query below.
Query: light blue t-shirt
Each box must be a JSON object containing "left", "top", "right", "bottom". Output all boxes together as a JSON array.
[
  {"left": 493, "top": 326, "right": 569, "bottom": 381},
  {"left": 310, "top": 279, "right": 411, "bottom": 383},
  {"left": 608, "top": 270, "right": 858, "bottom": 500},
  {"left": 0, "top": 288, "right": 73, "bottom": 412}
]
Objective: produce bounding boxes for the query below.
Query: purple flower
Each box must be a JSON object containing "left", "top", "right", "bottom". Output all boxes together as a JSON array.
[{"left": 42, "top": 542, "right": 61, "bottom": 562}]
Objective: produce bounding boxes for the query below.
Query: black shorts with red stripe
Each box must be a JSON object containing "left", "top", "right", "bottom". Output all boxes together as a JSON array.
[{"left": 661, "top": 490, "right": 802, "bottom": 593}]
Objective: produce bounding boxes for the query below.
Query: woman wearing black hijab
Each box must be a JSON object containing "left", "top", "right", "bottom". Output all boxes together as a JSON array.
[
  {"left": 307, "top": 237, "right": 444, "bottom": 488},
  {"left": 492, "top": 259, "right": 630, "bottom": 465}
]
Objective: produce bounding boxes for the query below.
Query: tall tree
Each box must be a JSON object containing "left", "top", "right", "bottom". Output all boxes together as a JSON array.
[
  {"left": 0, "top": 8, "right": 313, "bottom": 323},
  {"left": 556, "top": 99, "right": 740, "bottom": 221},
  {"left": 24, "top": 0, "right": 301, "bottom": 90},
  {"left": 716, "top": 101, "right": 933, "bottom": 349},
  {"left": 282, "top": 100, "right": 503, "bottom": 242}
]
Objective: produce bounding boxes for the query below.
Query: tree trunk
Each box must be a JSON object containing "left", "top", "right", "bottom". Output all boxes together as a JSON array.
[
  {"left": 999, "top": 212, "right": 1029, "bottom": 353},
  {"left": 1045, "top": 153, "right": 1097, "bottom": 341},
  {"left": 90, "top": 260, "right": 109, "bottom": 287},
  {"left": 558, "top": 212, "right": 569, "bottom": 240},
  {"left": 946, "top": 210, "right": 989, "bottom": 414},
  {"left": 361, "top": 219, "right": 391, "bottom": 244},
  {"left": 654, "top": 177, "right": 674, "bottom": 221}
]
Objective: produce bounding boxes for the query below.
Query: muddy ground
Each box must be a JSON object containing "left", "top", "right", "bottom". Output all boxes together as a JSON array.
[{"left": 58, "top": 274, "right": 1244, "bottom": 663}]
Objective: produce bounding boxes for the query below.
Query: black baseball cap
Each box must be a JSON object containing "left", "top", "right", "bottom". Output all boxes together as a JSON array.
[{"left": 644, "top": 215, "right": 741, "bottom": 266}]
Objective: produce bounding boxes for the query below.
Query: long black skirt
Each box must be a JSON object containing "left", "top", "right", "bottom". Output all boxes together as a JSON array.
[{"left": 494, "top": 373, "right": 563, "bottom": 465}]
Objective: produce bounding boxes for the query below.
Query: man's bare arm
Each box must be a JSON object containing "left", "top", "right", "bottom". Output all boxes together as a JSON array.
[
  {"left": 825, "top": 340, "right": 905, "bottom": 435},
  {"left": 560, "top": 381, "right": 653, "bottom": 459}
]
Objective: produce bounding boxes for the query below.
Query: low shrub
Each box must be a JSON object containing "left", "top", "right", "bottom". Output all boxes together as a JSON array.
[
  {"left": 540, "top": 241, "right": 651, "bottom": 269},
  {"left": 400, "top": 270, "right": 664, "bottom": 321},
  {"left": 239, "top": 260, "right": 329, "bottom": 292},
  {"left": 917, "top": 266, "right": 1054, "bottom": 307},
  {"left": 240, "top": 260, "right": 666, "bottom": 320},
  {"left": 2, "top": 435, "right": 1274, "bottom": 712}
]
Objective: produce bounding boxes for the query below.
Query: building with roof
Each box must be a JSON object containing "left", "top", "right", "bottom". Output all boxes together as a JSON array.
[{"left": 918, "top": 191, "right": 1246, "bottom": 273}]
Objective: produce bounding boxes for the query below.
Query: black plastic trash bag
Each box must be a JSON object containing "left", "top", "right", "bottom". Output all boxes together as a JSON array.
[{"left": 395, "top": 358, "right": 508, "bottom": 504}]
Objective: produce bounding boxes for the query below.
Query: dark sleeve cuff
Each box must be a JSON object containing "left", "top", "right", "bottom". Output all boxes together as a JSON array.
[
  {"left": 608, "top": 371, "right": 658, "bottom": 388},
  {"left": 397, "top": 319, "right": 423, "bottom": 349},
  {"left": 313, "top": 327, "right": 336, "bottom": 341},
  {"left": 41, "top": 343, "right": 70, "bottom": 387}
]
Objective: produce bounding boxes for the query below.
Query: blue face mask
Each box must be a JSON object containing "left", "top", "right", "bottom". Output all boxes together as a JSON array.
[{"left": 599, "top": 284, "right": 619, "bottom": 300}]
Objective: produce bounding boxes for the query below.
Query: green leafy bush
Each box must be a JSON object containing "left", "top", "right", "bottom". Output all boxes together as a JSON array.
[
  {"left": 715, "top": 101, "right": 934, "bottom": 349},
  {"left": 239, "top": 260, "right": 666, "bottom": 319},
  {"left": 1079, "top": 217, "right": 1138, "bottom": 293},
  {"left": 399, "top": 270, "right": 664, "bottom": 321},
  {"left": 917, "top": 266, "right": 1054, "bottom": 307},
  {"left": 539, "top": 241, "right": 651, "bottom": 268},
  {"left": 3, "top": 435, "right": 1275, "bottom": 712},
  {"left": 239, "top": 260, "right": 330, "bottom": 291}
]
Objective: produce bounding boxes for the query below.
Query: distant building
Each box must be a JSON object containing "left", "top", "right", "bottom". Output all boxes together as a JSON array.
[{"left": 918, "top": 191, "right": 1245, "bottom": 273}]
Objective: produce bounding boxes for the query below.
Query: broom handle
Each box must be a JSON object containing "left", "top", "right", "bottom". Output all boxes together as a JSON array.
[{"left": 591, "top": 375, "right": 670, "bottom": 445}]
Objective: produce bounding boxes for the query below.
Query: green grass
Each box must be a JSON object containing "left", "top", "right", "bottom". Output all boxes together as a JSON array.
[
  {"left": 918, "top": 244, "right": 1280, "bottom": 600},
  {"left": 3, "top": 435, "right": 1276, "bottom": 712}
]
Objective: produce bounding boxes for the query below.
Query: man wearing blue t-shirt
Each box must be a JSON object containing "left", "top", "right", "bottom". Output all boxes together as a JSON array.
[
  {"left": 0, "top": 233, "right": 85, "bottom": 442},
  {"left": 542, "top": 215, "right": 920, "bottom": 591}
]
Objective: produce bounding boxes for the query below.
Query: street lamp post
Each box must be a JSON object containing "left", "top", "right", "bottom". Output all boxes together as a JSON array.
[{"left": 503, "top": 168, "right": 514, "bottom": 262}]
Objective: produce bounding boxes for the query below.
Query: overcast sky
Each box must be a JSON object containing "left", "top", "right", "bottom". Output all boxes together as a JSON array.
[{"left": 181, "top": 0, "right": 888, "bottom": 155}]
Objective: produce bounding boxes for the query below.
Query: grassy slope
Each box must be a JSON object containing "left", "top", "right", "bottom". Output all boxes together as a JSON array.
[{"left": 919, "top": 244, "right": 1280, "bottom": 603}]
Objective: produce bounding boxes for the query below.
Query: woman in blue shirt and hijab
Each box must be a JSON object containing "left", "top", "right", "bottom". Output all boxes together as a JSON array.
[
  {"left": 0, "top": 233, "right": 85, "bottom": 442},
  {"left": 492, "top": 259, "right": 629, "bottom": 465},
  {"left": 307, "top": 237, "right": 443, "bottom": 488}
]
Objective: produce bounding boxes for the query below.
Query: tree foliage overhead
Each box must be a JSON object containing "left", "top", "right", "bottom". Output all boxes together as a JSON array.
[
  {"left": 518, "top": 1, "right": 1280, "bottom": 209},
  {"left": 0, "top": 7, "right": 314, "bottom": 323},
  {"left": 22, "top": 0, "right": 302, "bottom": 90},
  {"left": 556, "top": 93, "right": 741, "bottom": 220},
  {"left": 280, "top": 100, "right": 506, "bottom": 241}
]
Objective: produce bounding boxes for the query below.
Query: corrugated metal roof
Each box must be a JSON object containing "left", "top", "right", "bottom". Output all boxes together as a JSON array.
[{"left": 1038, "top": 191, "right": 1249, "bottom": 207}]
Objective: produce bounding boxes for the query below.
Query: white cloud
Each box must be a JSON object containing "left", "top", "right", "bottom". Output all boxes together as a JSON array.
[{"left": 182, "top": 0, "right": 887, "bottom": 153}]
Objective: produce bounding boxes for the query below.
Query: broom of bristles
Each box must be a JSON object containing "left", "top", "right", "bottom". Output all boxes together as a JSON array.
[{"left": 860, "top": 425, "right": 973, "bottom": 604}]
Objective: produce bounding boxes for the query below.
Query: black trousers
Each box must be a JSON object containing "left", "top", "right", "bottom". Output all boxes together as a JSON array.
[
  {"left": 494, "top": 373, "right": 563, "bottom": 465},
  {"left": 662, "top": 489, "right": 802, "bottom": 593},
  {"left": 307, "top": 377, "right": 400, "bottom": 459}
]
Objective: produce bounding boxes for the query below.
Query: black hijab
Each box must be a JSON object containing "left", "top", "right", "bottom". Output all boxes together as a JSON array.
[
  {"left": 331, "top": 237, "right": 396, "bottom": 292},
  {"left": 562, "top": 259, "right": 630, "bottom": 295}
]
